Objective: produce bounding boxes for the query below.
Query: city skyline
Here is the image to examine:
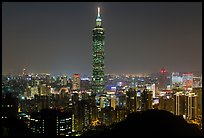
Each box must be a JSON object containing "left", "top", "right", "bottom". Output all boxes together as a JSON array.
[{"left": 2, "top": 2, "right": 202, "bottom": 75}]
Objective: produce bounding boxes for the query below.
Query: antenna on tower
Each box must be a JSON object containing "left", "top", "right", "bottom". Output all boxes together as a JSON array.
[{"left": 97, "top": 7, "right": 100, "bottom": 17}]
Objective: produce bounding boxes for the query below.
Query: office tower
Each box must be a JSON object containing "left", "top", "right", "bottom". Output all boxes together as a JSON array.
[
  {"left": 72, "top": 74, "right": 80, "bottom": 91},
  {"left": 171, "top": 72, "right": 183, "bottom": 89},
  {"left": 141, "top": 88, "right": 153, "bottom": 111},
  {"left": 92, "top": 7, "right": 105, "bottom": 94},
  {"left": 158, "top": 68, "right": 168, "bottom": 90},
  {"left": 182, "top": 73, "right": 193, "bottom": 91},
  {"left": 186, "top": 93, "right": 198, "bottom": 119},
  {"left": 174, "top": 92, "right": 186, "bottom": 117},
  {"left": 126, "top": 88, "right": 137, "bottom": 113}
]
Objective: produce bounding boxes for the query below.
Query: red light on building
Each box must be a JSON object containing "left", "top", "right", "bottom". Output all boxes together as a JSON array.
[
  {"left": 73, "top": 74, "right": 80, "bottom": 78},
  {"left": 160, "top": 68, "right": 167, "bottom": 74}
]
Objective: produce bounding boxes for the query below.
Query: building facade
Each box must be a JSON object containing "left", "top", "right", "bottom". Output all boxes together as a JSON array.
[
  {"left": 92, "top": 7, "right": 105, "bottom": 94},
  {"left": 141, "top": 88, "right": 153, "bottom": 111},
  {"left": 72, "top": 74, "right": 80, "bottom": 91},
  {"left": 30, "top": 109, "right": 72, "bottom": 136}
]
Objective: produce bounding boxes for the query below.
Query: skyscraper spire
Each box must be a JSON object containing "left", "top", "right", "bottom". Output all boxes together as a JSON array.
[
  {"left": 96, "top": 7, "right": 102, "bottom": 27},
  {"left": 97, "top": 7, "right": 100, "bottom": 17}
]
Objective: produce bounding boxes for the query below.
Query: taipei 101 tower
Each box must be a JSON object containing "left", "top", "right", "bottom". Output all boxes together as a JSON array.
[{"left": 92, "top": 7, "right": 105, "bottom": 95}]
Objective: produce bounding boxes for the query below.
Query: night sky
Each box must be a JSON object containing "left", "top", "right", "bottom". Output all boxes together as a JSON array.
[{"left": 2, "top": 2, "right": 202, "bottom": 76}]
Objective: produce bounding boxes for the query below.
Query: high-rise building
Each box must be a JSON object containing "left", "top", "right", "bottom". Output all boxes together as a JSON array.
[
  {"left": 38, "top": 84, "right": 47, "bottom": 96},
  {"left": 171, "top": 72, "right": 183, "bottom": 89},
  {"left": 174, "top": 92, "right": 186, "bottom": 117},
  {"left": 141, "top": 88, "right": 153, "bottom": 111},
  {"left": 30, "top": 109, "right": 72, "bottom": 136},
  {"left": 182, "top": 73, "right": 193, "bottom": 91},
  {"left": 116, "top": 93, "right": 126, "bottom": 109},
  {"left": 158, "top": 68, "right": 169, "bottom": 91},
  {"left": 192, "top": 87, "right": 202, "bottom": 116},
  {"left": 30, "top": 86, "right": 39, "bottom": 98},
  {"left": 110, "top": 95, "right": 116, "bottom": 110},
  {"left": 146, "top": 83, "right": 156, "bottom": 98},
  {"left": 34, "top": 95, "right": 50, "bottom": 112},
  {"left": 159, "top": 95, "right": 174, "bottom": 114},
  {"left": 100, "top": 106, "right": 115, "bottom": 126},
  {"left": 92, "top": 7, "right": 105, "bottom": 94},
  {"left": 126, "top": 88, "right": 137, "bottom": 113},
  {"left": 80, "top": 78, "right": 92, "bottom": 91},
  {"left": 193, "top": 76, "right": 202, "bottom": 88},
  {"left": 99, "top": 95, "right": 108, "bottom": 109},
  {"left": 72, "top": 74, "right": 80, "bottom": 91},
  {"left": 186, "top": 93, "right": 198, "bottom": 119},
  {"left": 72, "top": 96, "right": 98, "bottom": 133},
  {"left": 62, "top": 75, "right": 68, "bottom": 86},
  {"left": 2, "top": 93, "right": 18, "bottom": 119},
  {"left": 115, "top": 107, "right": 126, "bottom": 123}
]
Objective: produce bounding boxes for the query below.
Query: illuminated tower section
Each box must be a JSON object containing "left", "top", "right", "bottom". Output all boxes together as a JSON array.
[{"left": 92, "top": 7, "right": 105, "bottom": 94}]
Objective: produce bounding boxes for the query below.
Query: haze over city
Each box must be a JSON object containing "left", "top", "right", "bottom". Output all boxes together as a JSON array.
[
  {"left": 2, "top": 2, "right": 202, "bottom": 137},
  {"left": 2, "top": 2, "right": 202, "bottom": 75}
]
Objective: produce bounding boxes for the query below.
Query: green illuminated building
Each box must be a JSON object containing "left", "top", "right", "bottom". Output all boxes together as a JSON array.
[{"left": 92, "top": 7, "right": 105, "bottom": 94}]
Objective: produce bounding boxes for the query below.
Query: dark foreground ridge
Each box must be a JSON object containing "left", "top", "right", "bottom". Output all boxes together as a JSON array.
[
  {"left": 1, "top": 109, "right": 202, "bottom": 136},
  {"left": 82, "top": 109, "right": 202, "bottom": 136}
]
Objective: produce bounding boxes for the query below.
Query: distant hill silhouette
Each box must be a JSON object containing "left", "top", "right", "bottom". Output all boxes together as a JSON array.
[{"left": 82, "top": 109, "right": 202, "bottom": 136}]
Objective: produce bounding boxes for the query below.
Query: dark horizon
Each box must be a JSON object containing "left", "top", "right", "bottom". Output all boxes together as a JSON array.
[{"left": 2, "top": 2, "right": 202, "bottom": 76}]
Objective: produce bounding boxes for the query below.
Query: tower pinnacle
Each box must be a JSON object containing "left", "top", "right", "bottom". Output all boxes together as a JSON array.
[
  {"left": 96, "top": 7, "right": 102, "bottom": 27},
  {"left": 97, "top": 7, "right": 100, "bottom": 17}
]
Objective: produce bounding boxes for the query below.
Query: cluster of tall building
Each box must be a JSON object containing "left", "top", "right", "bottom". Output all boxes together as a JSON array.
[
  {"left": 30, "top": 109, "right": 72, "bottom": 136},
  {"left": 159, "top": 69, "right": 200, "bottom": 91},
  {"left": 165, "top": 88, "right": 202, "bottom": 119}
]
